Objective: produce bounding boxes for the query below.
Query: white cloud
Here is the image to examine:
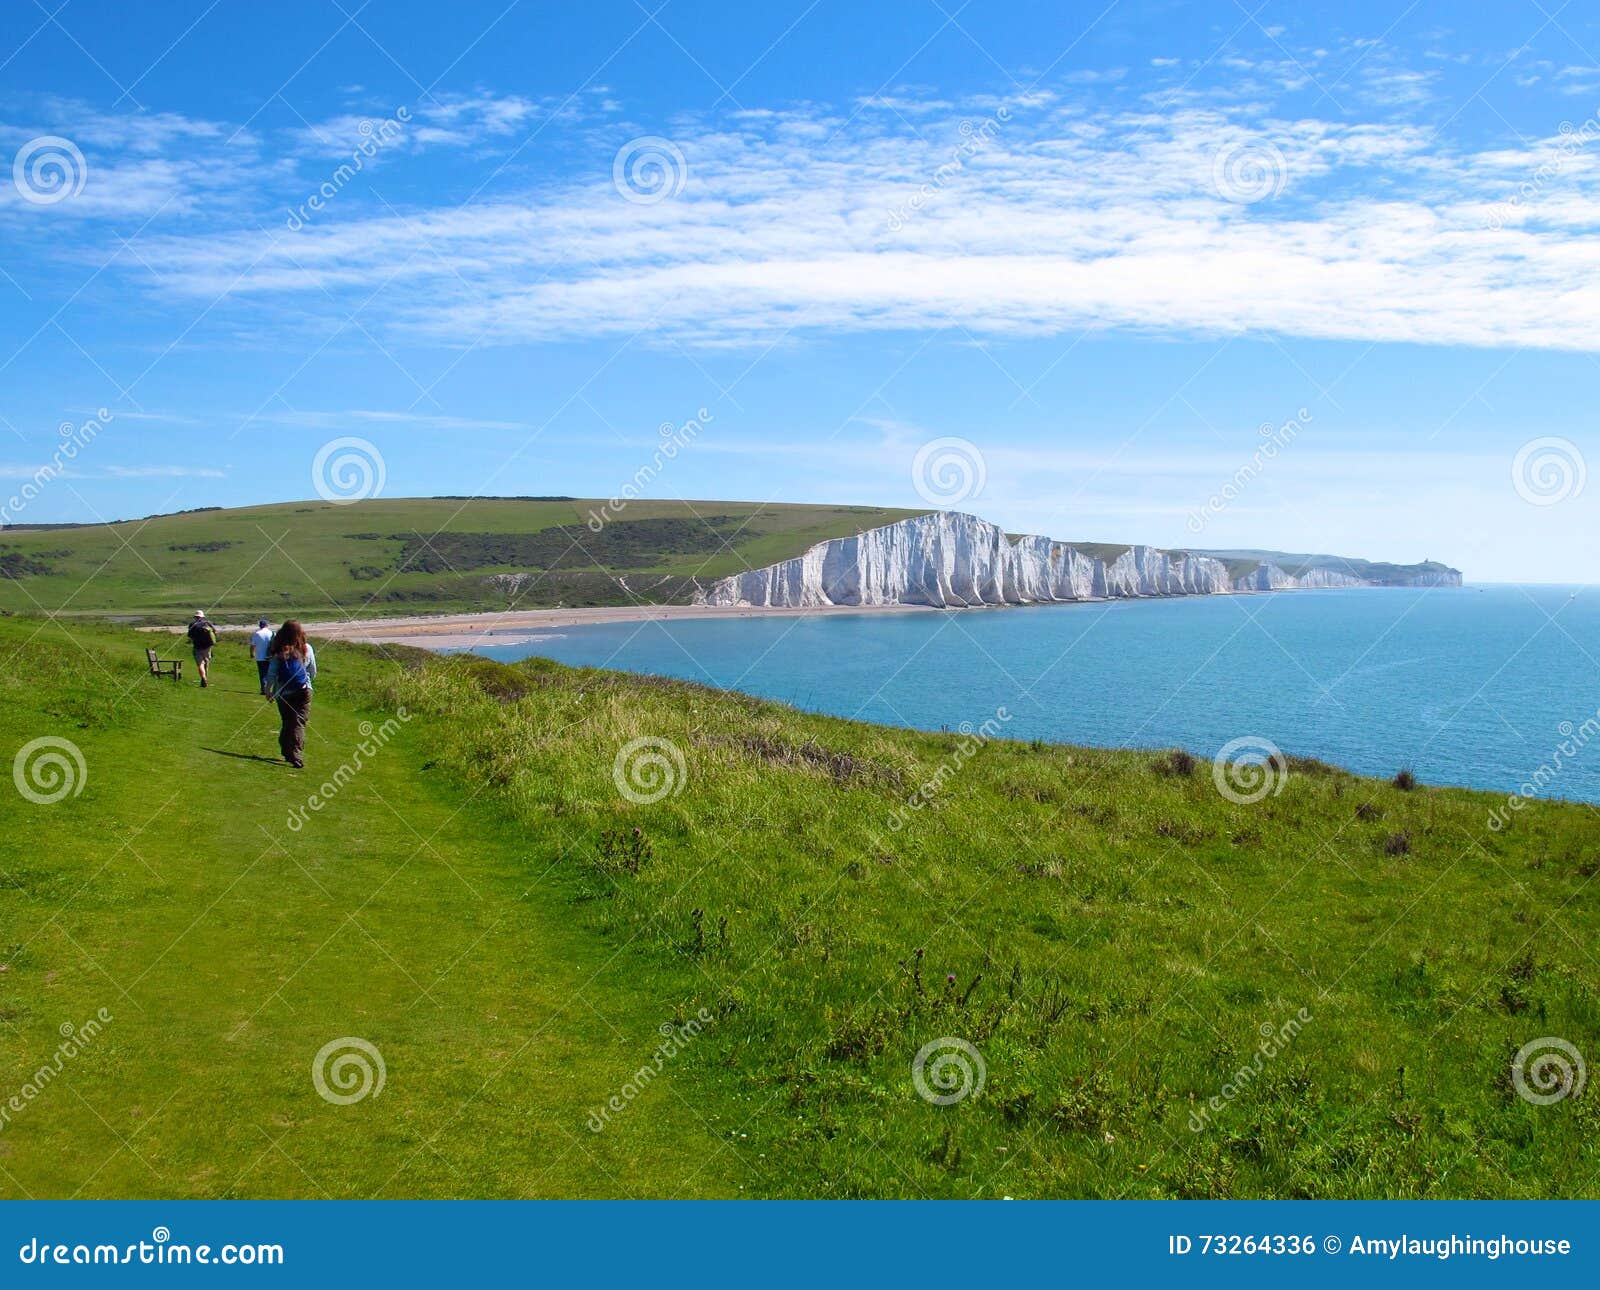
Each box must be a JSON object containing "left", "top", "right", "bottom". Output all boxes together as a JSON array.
[
  {"left": 82, "top": 409, "right": 199, "bottom": 424},
  {"left": 14, "top": 78, "right": 1600, "bottom": 358},
  {"left": 0, "top": 102, "right": 278, "bottom": 220},
  {"left": 103, "top": 466, "right": 228, "bottom": 478},
  {"left": 283, "top": 92, "right": 546, "bottom": 156},
  {"left": 259, "top": 409, "right": 532, "bottom": 431},
  {"left": 0, "top": 464, "right": 72, "bottom": 480},
  {"left": 0, "top": 464, "right": 226, "bottom": 479},
  {"left": 0, "top": 90, "right": 591, "bottom": 224},
  {"left": 109, "top": 98, "right": 1600, "bottom": 356}
]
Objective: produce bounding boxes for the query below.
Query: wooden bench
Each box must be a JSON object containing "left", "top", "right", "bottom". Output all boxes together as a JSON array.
[{"left": 145, "top": 647, "right": 182, "bottom": 681}]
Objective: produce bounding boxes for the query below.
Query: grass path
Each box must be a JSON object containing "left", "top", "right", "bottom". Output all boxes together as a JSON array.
[{"left": 0, "top": 623, "right": 741, "bottom": 1198}]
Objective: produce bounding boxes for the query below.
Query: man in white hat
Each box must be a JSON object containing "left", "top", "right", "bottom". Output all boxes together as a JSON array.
[{"left": 185, "top": 610, "right": 219, "bottom": 688}]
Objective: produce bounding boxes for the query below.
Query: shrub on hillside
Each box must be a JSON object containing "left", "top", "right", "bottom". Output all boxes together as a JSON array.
[{"left": 1154, "top": 749, "right": 1197, "bottom": 778}]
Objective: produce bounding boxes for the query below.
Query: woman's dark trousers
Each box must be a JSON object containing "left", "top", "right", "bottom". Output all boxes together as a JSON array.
[{"left": 277, "top": 689, "right": 311, "bottom": 764}]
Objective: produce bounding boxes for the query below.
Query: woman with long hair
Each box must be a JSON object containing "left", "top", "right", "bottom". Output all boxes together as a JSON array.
[{"left": 265, "top": 619, "right": 317, "bottom": 769}]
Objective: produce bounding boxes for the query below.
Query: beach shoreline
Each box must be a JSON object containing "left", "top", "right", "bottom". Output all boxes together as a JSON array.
[
  {"left": 136, "top": 587, "right": 1374, "bottom": 652},
  {"left": 134, "top": 584, "right": 1411, "bottom": 652},
  {"left": 295, "top": 601, "right": 942, "bottom": 650}
]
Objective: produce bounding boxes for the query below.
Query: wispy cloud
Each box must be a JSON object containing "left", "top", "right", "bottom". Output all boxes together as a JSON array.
[
  {"left": 258, "top": 409, "right": 533, "bottom": 432},
  {"left": 110, "top": 95, "right": 1600, "bottom": 355},
  {"left": 0, "top": 90, "right": 605, "bottom": 222},
  {"left": 12, "top": 66, "right": 1600, "bottom": 356},
  {"left": 81, "top": 409, "right": 199, "bottom": 424},
  {"left": 0, "top": 463, "right": 225, "bottom": 480},
  {"left": 103, "top": 465, "right": 228, "bottom": 478},
  {"left": 0, "top": 464, "right": 65, "bottom": 480},
  {"left": 283, "top": 91, "right": 550, "bottom": 156},
  {"left": 0, "top": 102, "right": 278, "bottom": 220}
]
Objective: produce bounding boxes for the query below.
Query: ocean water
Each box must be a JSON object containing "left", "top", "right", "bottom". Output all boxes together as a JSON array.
[{"left": 471, "top": 585, "right": 1600, "bottom": 803}]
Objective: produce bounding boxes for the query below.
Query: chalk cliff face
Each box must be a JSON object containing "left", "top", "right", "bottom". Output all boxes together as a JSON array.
[
  {"left": 1392, "top": 568, "right": 1464, "bottom": 588},
  {"left": 697, "top": 512, "right": 1459, "bottom": 608},
  {"left": 1230, "top": 563, "right": 1366, "bottom": 592}
]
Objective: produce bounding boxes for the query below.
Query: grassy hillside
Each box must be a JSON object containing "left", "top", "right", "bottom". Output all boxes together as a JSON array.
[
  {"left": 2, "top": 614, "right": 1595, "bottom": 1198},
  {"left": 0, "top": 498, "right": 924, "bottom": 620}
]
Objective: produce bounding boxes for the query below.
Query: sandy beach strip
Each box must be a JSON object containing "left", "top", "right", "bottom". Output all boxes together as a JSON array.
[{"left": 297, "top": 601, "right": 939, "bottom": 650}]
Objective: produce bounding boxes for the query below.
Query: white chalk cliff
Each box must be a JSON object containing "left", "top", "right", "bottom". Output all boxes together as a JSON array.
[{"left": 696, "top": 512, "right": 1459, "bottom": 609}]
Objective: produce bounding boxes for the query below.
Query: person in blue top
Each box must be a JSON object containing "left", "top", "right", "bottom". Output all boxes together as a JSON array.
[{"left": 265, "top": 619, "right": 317, "bottom": 769}]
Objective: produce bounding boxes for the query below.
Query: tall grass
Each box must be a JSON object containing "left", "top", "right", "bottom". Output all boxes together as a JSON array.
[{"left": 375, "top": 652, "right": 1600, "bottom": 1198}]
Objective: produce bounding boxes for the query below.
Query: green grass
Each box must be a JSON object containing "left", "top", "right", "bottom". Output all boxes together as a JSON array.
[
  {"left": 0, "top": 618, "right": 744, "bottom": 1198},
  {"left": 0, "top": 498, "right": 924, "bottom": 620},
  {"left": 2, "top": 614, "right": 1596, "bottom": 1198},
  {"left": 1059, "top": 541, "right": 1135, "bottom": 564}
]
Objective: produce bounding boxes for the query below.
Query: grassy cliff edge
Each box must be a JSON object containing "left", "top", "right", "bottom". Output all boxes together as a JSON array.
[{"left": 1, "top": 614, "right": 1594, "bottom": 1198}]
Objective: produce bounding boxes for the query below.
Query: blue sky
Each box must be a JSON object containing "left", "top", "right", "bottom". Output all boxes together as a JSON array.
[{"left": 1, "top": 0, "right": 1597, "bottom": 580}]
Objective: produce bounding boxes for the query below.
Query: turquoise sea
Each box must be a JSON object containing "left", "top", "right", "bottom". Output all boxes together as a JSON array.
[{"left": 471, "top": 585, "right": 1600, "bottom": 803}]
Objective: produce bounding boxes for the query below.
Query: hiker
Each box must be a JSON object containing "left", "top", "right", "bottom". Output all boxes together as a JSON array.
[
  {"left": 265, "top": 619, "right": 316, "bottom": 769},
  {"left": 185, "top": 610, "right": 219, "bottom": 688},
  {"left": 249, "top": 618, "right": 274, "bottom": 696}
]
